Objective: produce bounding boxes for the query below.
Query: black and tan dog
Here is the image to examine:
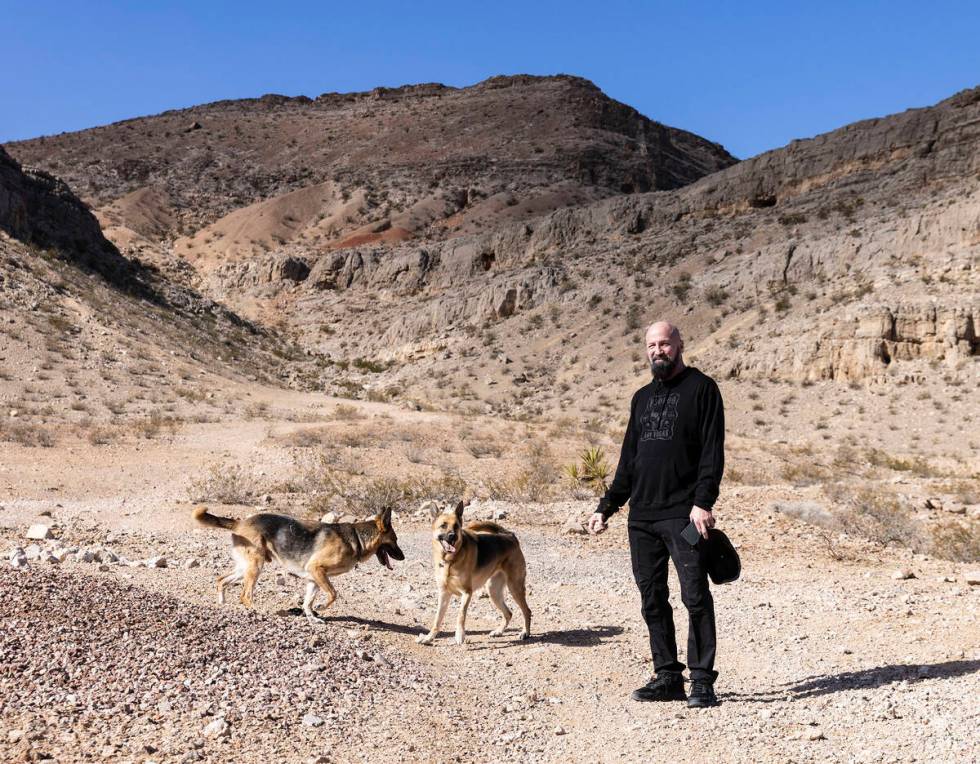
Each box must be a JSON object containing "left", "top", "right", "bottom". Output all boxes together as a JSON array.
[
  {"left": 193, "top": 506, "right": 404, "bottom": 624},
  {"left": 416, "top": 500, "right": 531, "bottom": 645}
]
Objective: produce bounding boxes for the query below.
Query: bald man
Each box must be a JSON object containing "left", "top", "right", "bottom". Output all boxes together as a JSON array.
[{"left": 588, "top": 322, "right": 725, "bottom": 708}]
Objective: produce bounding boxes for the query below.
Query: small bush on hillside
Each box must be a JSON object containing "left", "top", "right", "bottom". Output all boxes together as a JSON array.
[
  {"left": 704, "top": 286, "right": 729, "bottom": 306},
  {"left": 332, "top": 403, "right": 365, "bottom": 420},
  {"left": 670, "top": 271, "right": 692, "bottom": 298},
  {"left": 352, "top": 358, "right": 389, "bottom": 373}
]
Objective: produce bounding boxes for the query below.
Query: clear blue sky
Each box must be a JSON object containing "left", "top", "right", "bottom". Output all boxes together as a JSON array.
[{"left": 3, "top": 1, "right": 978, "bottom": 158}]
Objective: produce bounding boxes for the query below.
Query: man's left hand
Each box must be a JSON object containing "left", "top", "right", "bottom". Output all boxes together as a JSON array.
[{"left": 690, "top": 505, "right": 715, "bottom": 539}]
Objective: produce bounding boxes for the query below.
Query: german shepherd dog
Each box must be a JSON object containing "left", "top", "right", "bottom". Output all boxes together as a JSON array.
[
  {"left": 417, "top": 500, "right": 530, "bottom": 645},
  {"left": 193, "top": 506, "right": 405, "bottom": 624}
]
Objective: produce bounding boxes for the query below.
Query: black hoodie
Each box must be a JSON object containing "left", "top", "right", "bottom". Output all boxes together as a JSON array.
[{"left": 598, "top": 366, "right": 725, "bottom": 521}]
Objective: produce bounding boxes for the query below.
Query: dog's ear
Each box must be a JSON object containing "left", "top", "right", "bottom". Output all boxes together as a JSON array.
[
  {"left": 375, "top": 506, "right": 393, "bottom": 529},
  {"left": 428, "top": 503, "right": 442, "bottom": 521},
  {"left": 453, "top": 500, "right": 465, "bottom": 522}
]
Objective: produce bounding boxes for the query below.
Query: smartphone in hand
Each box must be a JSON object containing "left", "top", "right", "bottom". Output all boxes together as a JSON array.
[{"left": 681, "top": 521, "right": 702, "bottom": 546}]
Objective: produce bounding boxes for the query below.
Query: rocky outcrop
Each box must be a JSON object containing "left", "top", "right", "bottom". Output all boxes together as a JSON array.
[
  {"left": 0, "top": 146, "right": 120, "bottom": 267},
  {"left": 720, "top": 302, "right": 978, "bottom": 382}
]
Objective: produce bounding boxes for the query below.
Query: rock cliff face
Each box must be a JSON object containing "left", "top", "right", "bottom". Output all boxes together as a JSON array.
[{"left": 0, "top": 146, "right": 121, "bottom": 271}]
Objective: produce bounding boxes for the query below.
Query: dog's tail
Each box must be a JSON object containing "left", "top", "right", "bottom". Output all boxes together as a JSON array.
[
  {"left": 192, "top": 505, "right": 237, "bottom": 531},
  {"left": 466, "top": 521, "right": 515, "bottom": 537}
]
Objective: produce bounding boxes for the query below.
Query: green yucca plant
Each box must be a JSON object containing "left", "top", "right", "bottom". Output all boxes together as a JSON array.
[{"left": 563, "top": 446, "right": 611, "bottom": 495}]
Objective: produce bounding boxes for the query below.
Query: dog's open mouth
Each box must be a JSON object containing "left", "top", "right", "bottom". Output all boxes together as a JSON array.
[
  {"left": 376, "top": 544, "right": 404, "bottom": 570},
  {"left": 439, "top": 538, "right": 457, "bottom": 555}
]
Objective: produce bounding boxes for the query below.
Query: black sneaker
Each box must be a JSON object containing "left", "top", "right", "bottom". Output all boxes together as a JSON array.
[
  {"left": 631, "top": 673, "right": 687, "bottom": 702},
  {"left": 687, "top": 681, "right": 720, "bottom": 708}
]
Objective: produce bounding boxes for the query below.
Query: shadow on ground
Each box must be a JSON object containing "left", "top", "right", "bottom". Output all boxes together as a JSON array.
[
  {"left": 724, "top": 659, "right": 980, "bottom": 703},
  {"left": 465, "top": 625, "right": 625, "bottom": 651},
  {"left": 276, "top": 608, "right": 623, "bottom": 648}
]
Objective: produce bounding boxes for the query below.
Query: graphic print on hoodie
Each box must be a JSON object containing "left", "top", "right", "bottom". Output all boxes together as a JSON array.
[
  {"left": 598, "top": 367, "right": 725, "bottom": 522},
  {"left": 639, "top": 391, "right": 680, "bottom": 441}
]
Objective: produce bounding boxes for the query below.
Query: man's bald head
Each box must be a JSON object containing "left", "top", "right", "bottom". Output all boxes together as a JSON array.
[
  {"left": 645, "top": 321, "right": 685, "bottom": 380},
  {"left": 645, "top": 321, "right": 682, "bottom": 346}
]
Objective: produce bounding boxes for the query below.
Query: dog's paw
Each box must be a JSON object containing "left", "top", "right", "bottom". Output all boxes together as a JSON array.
[
  {"left": 305, "top": 613, "right": 327, "bottom": 626},
  {"left": 454, "top": 630, "right": 466, "bottom": 646},
  {"left": 489, "top": 628, "right": 505, "bottom": 638},
  {"left": 416, "top": 633, "right": 435, "bottom": 645},
  {"left": 518, "top": 630, "right": 530, "bottom": 641}
]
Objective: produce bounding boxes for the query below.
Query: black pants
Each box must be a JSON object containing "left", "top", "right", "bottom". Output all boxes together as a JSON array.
[{"left": 628, "top": 516, "right": 718, "bottom": 683}]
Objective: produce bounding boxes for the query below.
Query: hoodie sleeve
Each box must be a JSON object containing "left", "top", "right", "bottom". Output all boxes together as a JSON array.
[
  {"left": 597, "top": 391, "right": 640, "bottom": 519},
  {"left": 693, "top": 378, "right": 725, "bottom": 510}
]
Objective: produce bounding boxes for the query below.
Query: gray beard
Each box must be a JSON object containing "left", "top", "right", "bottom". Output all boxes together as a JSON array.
[{"left": 650, "top": 356, "right": 677, "bottom": 380}]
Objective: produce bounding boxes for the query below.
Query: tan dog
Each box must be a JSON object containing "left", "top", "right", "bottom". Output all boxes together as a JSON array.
[
  {"left": 416, "top": 500, "right": 531, "bottom": 645},
  {"left": 193, "top": 506, "right": 404, "bottom": 624}
]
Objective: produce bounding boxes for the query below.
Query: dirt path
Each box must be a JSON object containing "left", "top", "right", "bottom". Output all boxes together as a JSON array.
[{"left": 4, "top": 498, "right": 977, "bottom": 763}]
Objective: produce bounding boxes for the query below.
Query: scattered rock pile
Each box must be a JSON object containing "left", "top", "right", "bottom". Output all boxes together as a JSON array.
[{"left": 0, "top": 567, "right": 431, "bottom": 762}]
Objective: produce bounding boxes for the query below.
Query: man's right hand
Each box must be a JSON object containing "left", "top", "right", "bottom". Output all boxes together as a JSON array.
[{"left": 588, "top": 512, "right": 608, "bottom": 534}]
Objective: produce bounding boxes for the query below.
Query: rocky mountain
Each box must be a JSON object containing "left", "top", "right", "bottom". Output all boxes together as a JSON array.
[
  {"left": 7, "top": 75, "right": 735, "bottom": 277},
  {"left": 4, "top": 78, "right": 977, "bottom": 420}
]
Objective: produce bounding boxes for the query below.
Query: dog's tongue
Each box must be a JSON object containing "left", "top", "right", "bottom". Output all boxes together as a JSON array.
[
  {"left": 440, "top": 539, "right": 456, "bottom": 554},
  {"left": 377, "top": 549, "right": 393, "bottom": 570}
]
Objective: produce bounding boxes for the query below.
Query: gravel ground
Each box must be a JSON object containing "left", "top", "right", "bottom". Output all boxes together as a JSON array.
[{"left": 2, "top": 489, "right": 978, "bottom": 763}]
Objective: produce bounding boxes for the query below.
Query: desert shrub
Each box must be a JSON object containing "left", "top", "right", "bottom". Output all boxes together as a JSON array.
[
  {"left": 87, "top": 426, "right": 117, "bottom": 446},
  {"left": 0, "top": 421, "right": 55, "bottom": 448},
  {"left": 337, "top": 427, "right": 374, "bottom": 448},
  {"left": 484, "top": 442, "right": 557, "bottom": 502},
  {"left": 865, "top": 449, "right": 943, "bottom": 477},
  {"left": 625, "top": 304, "right": 642, "bottom": 331},
  {"left": 778, "top": 213, "right": 807, "bottom": 226},
  {"left": 548, "top": 416, "right": 580, "bottom": 439},
  {"left": 332, "top": 403, "right": 365, "bottom": 420},
  {"left": 704, "top": 286, "right": 729, "bottom": 306},
  {"left": 833, "top": 488, "right": 922, "bottom": 550},
  {"left": 464, "top": 433, "right": 506, "bottom": 458},
  {"left": 130, "top": 412, "right": 180, "bottom": 439},
  {"left": 175, "top": 386, "right": 207, "bottom": 403},
  {"left": 930, "top": 518, "right": 980, "bottom": 563},
  {"left": 301, "top": 450, "right": 466, "bottom": 514},
  {"left": 781, "top": 461, "right": 829, "bottom": 487},
  {"left": 671, "top": 272, "right": 692, "bottom": 302},
  {"left": 277, "top": 427, "right": 330, "bottom": 448},
  {"left": 244, "top": 401, "right": 270, "bottom": 420},
  {"left": 189, "top": 462, "right": 258, "bottom": 504},
  {"left": 352, "top": 358, "right": 389, "bottom": 373}
]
